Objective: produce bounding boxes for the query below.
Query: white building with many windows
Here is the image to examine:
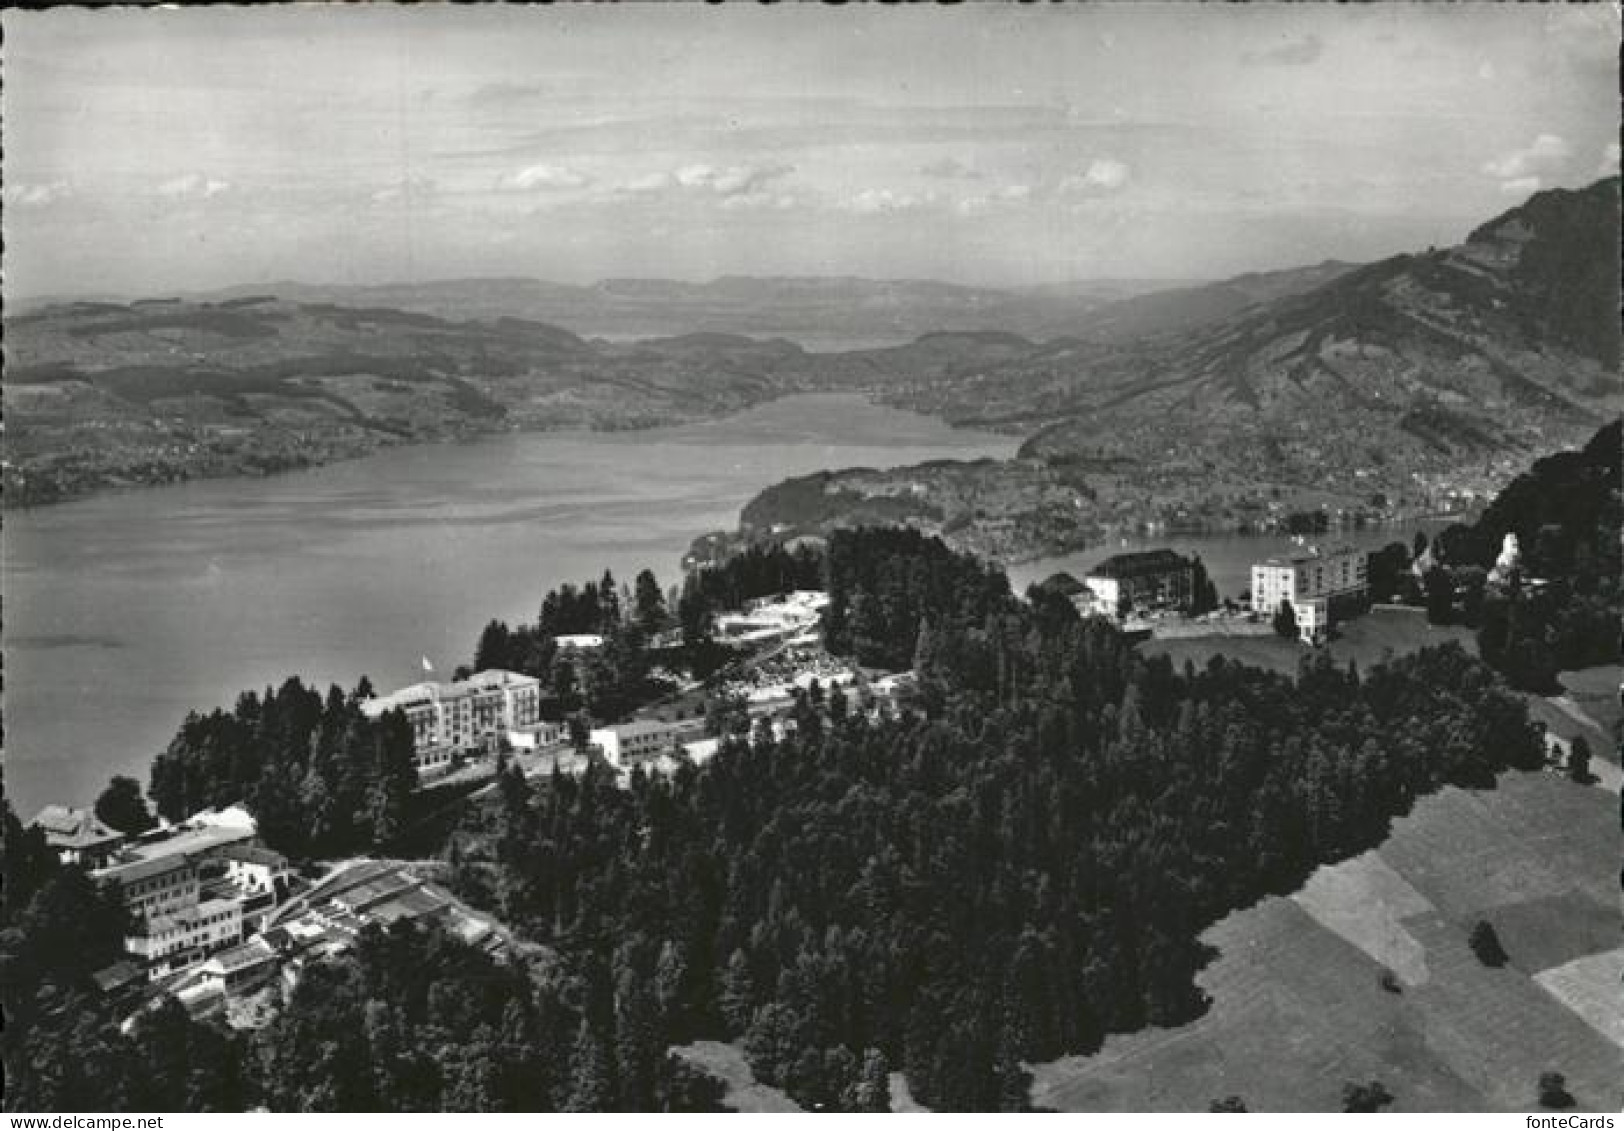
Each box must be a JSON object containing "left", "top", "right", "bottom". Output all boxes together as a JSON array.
[
  {"left": 589, "top": 720, "right": 678, "bottom": 769},
  {"left": 126, "top": 897, "right": 243, "bottom": 975},
  {"left": 1250, "top": 544, "right": 1368, "bottom": 619},
  {"left": 361, "top": 669, "right": 543, "bottom": 769}
]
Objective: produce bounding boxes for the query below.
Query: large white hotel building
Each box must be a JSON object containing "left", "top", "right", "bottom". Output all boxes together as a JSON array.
[
  {"left": 1250, "top": 544, "right": 1369, "bottom": 620},
  {"left": 361, "top": 668, "right": 543, "bottom": 769}
]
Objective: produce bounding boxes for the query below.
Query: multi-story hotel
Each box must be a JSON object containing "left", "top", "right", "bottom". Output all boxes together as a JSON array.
[
  {"left": 1080, "top": 550, "right": 1196, "bottom": 619},
  {"left": 361, "top": 668, "right": 543, "bottom": 769},
  {"left": 1250, "top": 544, "right": 1369, "bottom": 620},
  {"left": 92, "top": 812, "right": 285, "bottom": 979}
]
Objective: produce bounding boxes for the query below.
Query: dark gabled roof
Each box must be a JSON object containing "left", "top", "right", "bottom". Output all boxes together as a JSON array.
[
  {"left": 92, "top": 960, "right": 143, "bottom": 993},
  {"left": 29, "top": 805, "right": 124, "bottom": 848},
  {"left": 96, "top": 852, "right": 197, "bottom": 886},
  {"left": 1088, "top": 549, "right": 1191, "bottom": 580}
]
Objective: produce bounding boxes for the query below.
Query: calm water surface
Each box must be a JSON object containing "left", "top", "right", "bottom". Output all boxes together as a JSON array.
[{"left": 4, "top": 395, "right": 1016, "bottom": 815}]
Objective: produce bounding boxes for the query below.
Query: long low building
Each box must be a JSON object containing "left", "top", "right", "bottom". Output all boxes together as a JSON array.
[
  {"left": 361, "top": 668, "right": 542, "bottom": 769},
  {"left": 589, "top": 719, "right": 681, "bottom": 769}
]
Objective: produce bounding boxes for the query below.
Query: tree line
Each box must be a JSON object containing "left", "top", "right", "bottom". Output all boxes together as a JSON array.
[
  {"left": 1365, "top": 421, "right": 1619, "bottom": 692},
  {"left": 6, "top": 519, "right": 1564, "bottom": 1111},
  {"left": 1, "top": 802, "right": 251, "bottom": 1112},
  {"left": 147, "top": 676, "right": 417, "bottom": 858},
  {"left": 441, "top": 528, "right": 1545, "bottom": 1110}
]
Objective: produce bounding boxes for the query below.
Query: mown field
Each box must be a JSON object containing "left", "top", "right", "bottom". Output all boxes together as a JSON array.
[
  {"left": 1029, "top": 772, "right": 1623, "bottom": 1112},
  {"left": 1143, "top": 607, "right": 1479, "bottom": 678},
  {"left": 670, "top": 1041, "right": 935, "bottom": 1113}
]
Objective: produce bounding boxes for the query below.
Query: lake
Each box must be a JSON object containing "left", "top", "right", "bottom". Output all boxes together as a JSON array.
[{"left": 3, "top": 394, "right": 1017, "bottom": 816}]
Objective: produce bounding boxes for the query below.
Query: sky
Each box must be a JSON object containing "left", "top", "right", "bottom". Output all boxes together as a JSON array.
[{"left": 3, "top": 3, "right": 1619, "bottom": 298}]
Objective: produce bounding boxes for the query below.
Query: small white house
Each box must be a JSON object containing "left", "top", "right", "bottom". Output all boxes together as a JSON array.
[{"left": 1295, "top": 597, "right": 1329, "bottom": 645}]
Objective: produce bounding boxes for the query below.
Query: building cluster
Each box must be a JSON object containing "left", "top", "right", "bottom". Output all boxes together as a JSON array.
[
  {"left": 361, "top": 667, "right": 556, "bottom": 771},
  {"left": 717, "top": 641, "right": 856, "bottom": 706},
  {"left": 1248, "top": 543, "right": 1368, "bottom": 643},
  {"left": 36, "top": 797, "right": 507, "bottom": 1031},
  {"left": 155, "top": 858, "right": 508, "bottom": 1027},
  {"left": 587, "top": 669, "right": 916, "bottom": 782},
  {"left": 75, "top": 807, "right": 292, "bottom": 984},
  {"left": 713, "top": 590, "right": 828, "bottom": 644},
  {"left": 1069, "top": 541, "right": 1373, "bottom": 645}
]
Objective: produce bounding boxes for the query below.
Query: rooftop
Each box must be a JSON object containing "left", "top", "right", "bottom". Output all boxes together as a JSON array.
[
  {"left": 1088, "top": 549, "right": 1192, "bottom": 579},
  {"left": 218, "top": 842, "right": 289, "bottom": 869},
  {"left": 96, "top": 851, "right": 198, "bottom": 887},
  {"left": 91, "top": 960, "right": 144, "bottom": 994},
  {"left": 29, "top": 805, "right": 124, "bottom": 849},
  {"left": 461, "top": 668, "right": 541, "bottom": 691},
  {"left": 363, "top": 668, "right": 544, "bottom": 716},
  {"left": 204, "top": 937, "right": 278, "bottom": 975},
  {"left": 555, "top": 634, "right": 605, "bottom": 648},
  {"left": 1256, "top": 544, "right": 1362, "bottom": 567},
  {"left": 595, "top": 719, "right": 675, "bottom": 739}
]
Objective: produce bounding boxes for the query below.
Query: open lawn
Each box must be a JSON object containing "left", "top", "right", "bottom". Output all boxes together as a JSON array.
[
  {"left": 672, "top": 1041, "right": 803, "bottom": 1113},
  {"left": 1144, "top": 608, "right": 1479, "bottom": 678},
  {"left": 1559, "top": 665, "right": 1623, "bottom": 741},
  {"left": 1029, "top": 772, "right": 1623, "bottom": 1112}
]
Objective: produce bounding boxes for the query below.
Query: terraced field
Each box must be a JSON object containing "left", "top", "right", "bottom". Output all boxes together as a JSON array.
[{"left": 1030, "top": 772, "right": 1622, "bottom": 1112}]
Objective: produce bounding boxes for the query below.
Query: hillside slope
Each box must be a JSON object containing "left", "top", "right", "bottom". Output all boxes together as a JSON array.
[
  {"left": 1030, "top": 772, "right": 1623, "bottom": 1112},
  {"left": 722, "top": 178, "right": 1620, "bottom": 559},
  {"left": 1015, "top": 177, "right": 1620, "bottom": 487},
  {"left": 1, "top": 299, "right": 817, "bottom": 505}
]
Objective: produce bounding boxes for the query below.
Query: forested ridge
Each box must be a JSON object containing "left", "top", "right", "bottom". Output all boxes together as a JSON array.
[
  {"left": 146, "top": 678, "right": 418, "bottom": 859},
  {"left": 444, "top": 531, "right": 1546, "bottom": 1110},
  {"left": 1371, "top": 420, "right": 1620, "bottom": 692},
  {"left": 2, "top": 527, "right": 1555, "bottom": 1110}
]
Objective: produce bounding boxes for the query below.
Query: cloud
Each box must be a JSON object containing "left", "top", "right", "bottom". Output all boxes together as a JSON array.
[
  {"left": 619, "top": 171, "right": 674, "bottom": 193},
  {"left": 1482, "top": 133, "right": 1571, "bottom": 180},
  {"left": 1499, "top": 175, "right": 1542, "bottom": 197},
  {"left": 920, "top": 157, "right": 982, "bottom": 180},
  {"left": 370, "top": 177, "right": 437, "bottom": 204},
  {"left": 836, "top": 188, "right": 937, "bottom": 215},
  {"left": 1600, "top": 142, "right": 1621, "bottom": 176},
  {"left": 1242, "top": 34, "right": 1324, "bottom": 67},
  {"left": 1061, "top": 158, "right": 1131, "bottom": 193},
  {"left": 953, "top": 184, "right": 1033, "bottom": 216},
  {"left": 718, "top": 192, "right": 797, "bottom": 212},
  {"left": 611, "top": 163, "right": 794, "bottom": 202},
  {"left": 157, "top": 173, "right": 231, "bottom": 199},
  {"left": 5, "top": 181, "right": 71, "bottom": 207},
  {"left": 672, "top": 163, "right": 794, "bottom": 196},
  {"left": 503, "top": 163, "right": 589, "bottom": 191}
]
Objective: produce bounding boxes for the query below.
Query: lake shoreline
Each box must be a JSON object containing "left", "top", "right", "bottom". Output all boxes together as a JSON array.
[{"left": 4, "top": 394, "right": 1018, "bottom": 817}]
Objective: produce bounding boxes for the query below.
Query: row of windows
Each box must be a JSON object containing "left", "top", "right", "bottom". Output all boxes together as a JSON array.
[{"left": 130, "top": 869, "right": 195, "bottom": 895}]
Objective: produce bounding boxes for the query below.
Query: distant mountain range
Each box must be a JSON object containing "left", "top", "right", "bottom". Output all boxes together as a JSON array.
[
  {"left": 6, "top": 178, "right": 1618, "bottom": 542},
  {"left": 20, "top": 266, "right": 1373, "bottom": 354},
  {"left": 724, "top": 177, "right": 1623, "bottom": 557}
]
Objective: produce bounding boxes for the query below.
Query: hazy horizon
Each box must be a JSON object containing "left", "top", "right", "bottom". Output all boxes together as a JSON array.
[{"left": 4, "top": 4, "right": 1618, "bottom": 301}]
